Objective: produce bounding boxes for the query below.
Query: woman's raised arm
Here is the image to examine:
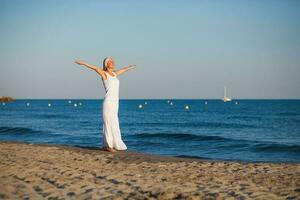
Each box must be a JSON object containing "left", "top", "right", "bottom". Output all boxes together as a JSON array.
[
  {"left": 114, "top": 65, "right": 136, "bottom": 76},
  {"left": 75, "top": 60, "right": 106, "bottom": 79}
]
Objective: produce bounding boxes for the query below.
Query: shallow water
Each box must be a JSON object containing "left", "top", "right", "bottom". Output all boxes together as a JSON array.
[{"left": 1, "top": 99, "right": 299, "bottom": 162}]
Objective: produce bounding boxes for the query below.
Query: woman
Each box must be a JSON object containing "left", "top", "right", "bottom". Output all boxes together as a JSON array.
[{"left": 75, "top": 57, "right": 136, "bottom": 152}]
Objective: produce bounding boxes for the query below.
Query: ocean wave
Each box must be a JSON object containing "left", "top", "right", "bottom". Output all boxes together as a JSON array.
[
  {"left": 227, "top": 116, "right": 262, "bottom": 120},
  {"left": 0, "top": 126, "right": 43, "bottom": 135},
  {"left": 122, "top": 122, "right": 257, "bottom": 129},
  {"left": 131, "top": 140, "right": 162, "bottom": 146},
  {"left": 291, "top": 118, "right": 300, "bottom": 123},
  {"left": 252, "top": 143, "right": 300, "bottom": 153},
  {"left": 131, "top": 132, "right": 229, "bottom": 141},
  {"left": 278, "top": 112, "right": 299, "bottom": 116},
  {"left": 31, "top": 114, "right": 74, "bottom": 119},
  {"left": 79, "top": 121, "right": 91, "bottom": 124}
]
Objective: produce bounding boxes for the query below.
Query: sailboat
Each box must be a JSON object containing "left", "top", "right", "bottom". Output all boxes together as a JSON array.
[{"left": 222, "top": 86, "right": 232, "bottom": 102}]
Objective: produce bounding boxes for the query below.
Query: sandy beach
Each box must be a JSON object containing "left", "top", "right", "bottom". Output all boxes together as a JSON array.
[{"left": 0, "top": 141, "right": 299, "bottom": 200}]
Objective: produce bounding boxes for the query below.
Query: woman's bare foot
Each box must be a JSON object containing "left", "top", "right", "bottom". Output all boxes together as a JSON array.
[
  {"left": 116, "top": 149, "right": 127, "bottom": 151},
  {"left": 102, "top": 147, "right": 117, "bottom": 152}
]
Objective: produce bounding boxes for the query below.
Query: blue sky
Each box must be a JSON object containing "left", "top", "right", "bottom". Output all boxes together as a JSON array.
[{"left": 1, "top": 0, "right": 300, "bottom": 99}]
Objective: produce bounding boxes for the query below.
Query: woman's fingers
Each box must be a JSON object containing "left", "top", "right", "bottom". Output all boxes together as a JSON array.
[{"left": 129, "top": 65, "right": 136, "bottom": 68}]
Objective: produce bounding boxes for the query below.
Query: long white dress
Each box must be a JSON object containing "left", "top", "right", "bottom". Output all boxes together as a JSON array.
[{"left": 101, "top": 71, "right": 127, "bottom": 150}]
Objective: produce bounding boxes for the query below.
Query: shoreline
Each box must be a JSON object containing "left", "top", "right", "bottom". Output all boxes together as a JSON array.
[
  {"left": 1, "top": 141, "right": 299, "bottom": 199},
  {"left": 1, "top": 140, "right": 298, "bottom": 164}
]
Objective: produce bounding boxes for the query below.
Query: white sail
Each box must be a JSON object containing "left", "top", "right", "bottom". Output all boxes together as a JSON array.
[{"left": 222, "top": 86, "right": 232, "bottom": 102}]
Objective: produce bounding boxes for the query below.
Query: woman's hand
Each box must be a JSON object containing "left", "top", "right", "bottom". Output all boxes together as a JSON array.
[
  {"left": 75, "top": 60, "right": 86, "bottom": 65},
  {"left": 127, "top": 65, "right": 136, "bottom": 70}
]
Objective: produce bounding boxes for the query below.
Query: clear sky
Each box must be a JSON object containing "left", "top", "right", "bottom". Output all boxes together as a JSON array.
[{"left": 1, "top": 0, "right": 300, "bottom": 99}]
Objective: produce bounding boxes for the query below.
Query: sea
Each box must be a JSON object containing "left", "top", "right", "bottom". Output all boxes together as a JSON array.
[{"left": 0, "top": 99, "right": 299, "bottom": 163}]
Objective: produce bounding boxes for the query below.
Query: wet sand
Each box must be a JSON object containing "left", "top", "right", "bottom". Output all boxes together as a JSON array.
[{"left": 0, "top": 141, "right": 299, "bottom": 200}]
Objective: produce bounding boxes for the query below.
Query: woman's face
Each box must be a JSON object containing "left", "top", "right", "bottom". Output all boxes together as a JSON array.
[{"left": 107, "top": 58, "right": 115, "bottom": 69}]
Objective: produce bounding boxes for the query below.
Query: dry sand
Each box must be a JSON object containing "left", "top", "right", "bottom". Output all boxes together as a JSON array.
[{"left": 0, "top": 141, "right": 299, "bottom": 200}]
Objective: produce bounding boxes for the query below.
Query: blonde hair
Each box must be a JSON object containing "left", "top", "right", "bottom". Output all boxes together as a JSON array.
[{"left": 103, "top": 57, "right": 111, "bottom": 71}]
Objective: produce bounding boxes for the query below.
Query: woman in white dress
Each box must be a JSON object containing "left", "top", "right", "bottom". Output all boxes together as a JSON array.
[{"left": 75, "top": 58, "right": 136, "bottom": 152}]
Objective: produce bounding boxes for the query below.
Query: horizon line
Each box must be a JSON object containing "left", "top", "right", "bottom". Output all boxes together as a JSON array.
[{"left": 9, "top": 98, "right": 300, "bottom": 100}]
